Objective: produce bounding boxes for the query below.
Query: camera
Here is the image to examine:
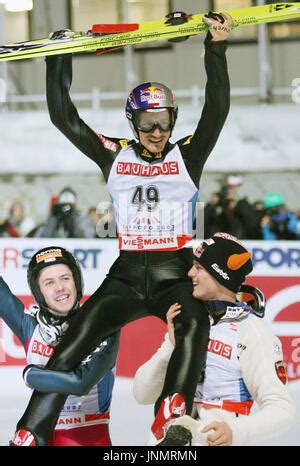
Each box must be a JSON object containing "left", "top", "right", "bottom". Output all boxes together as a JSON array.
[{"left": 52, "top": 202, "right": 74, "bottom": 220}]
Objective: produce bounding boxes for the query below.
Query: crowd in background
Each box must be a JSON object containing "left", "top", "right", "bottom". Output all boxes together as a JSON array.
[
  {"left": 203, "top": 175, "right": 300, "bottom": 240},
  {"left": 204, "top": 187, "right": 300, "bottom": 240},
  {"left": 0, "top": 186, "right": 115, "bottom": 240},
  {"left": 0, "top": 182, "right": 300, "bottom": 240}
]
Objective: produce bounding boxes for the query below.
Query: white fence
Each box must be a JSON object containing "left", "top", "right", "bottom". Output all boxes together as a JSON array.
[{"left": 2, "top": 85, "right": 294, "bottom": 110}]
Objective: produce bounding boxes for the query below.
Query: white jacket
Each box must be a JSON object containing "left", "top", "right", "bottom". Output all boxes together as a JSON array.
[{"left": 133, "top": 311, "right": 295, "bottom": 446}]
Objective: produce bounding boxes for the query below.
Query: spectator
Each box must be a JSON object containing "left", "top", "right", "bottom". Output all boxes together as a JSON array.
[
  {"left": 252, "top": 200, "right": 265, "bottom": 239},
  {"left": 33, "top": 187, "right": 95, "bottom": 238},
  {"left": 204, "top": 192, "right": 221, "bottom": 237},
  {"left": 0, "top": 200, "right": 35, "bottom": 237},
  {"left": 295, "top": 209, "right": 300, "bottom": 239},
  {"left": 261, "top": 192, "right": 298, "bottom": 240},
  {"left": 87, "top": 207, "right": 100, "bottom": 238},
  {"left": 226, "top": 174, "right": 244, "bottom": 189},
  {"left": 212, "top": 186, "right": 258, "bottom": 239}
]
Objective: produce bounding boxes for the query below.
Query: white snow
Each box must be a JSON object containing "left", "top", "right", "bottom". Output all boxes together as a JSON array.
[{"left": 0, "top": 103, "right": 299, "bottom": 174}]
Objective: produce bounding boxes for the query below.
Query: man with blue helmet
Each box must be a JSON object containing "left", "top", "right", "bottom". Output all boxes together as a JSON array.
[{"left": 14, "top": 13, "right": 233, "bottom": 446}]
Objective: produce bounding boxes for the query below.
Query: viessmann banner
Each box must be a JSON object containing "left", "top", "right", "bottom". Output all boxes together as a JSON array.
[{"left": 0, "top": 239, "right": 299, "bottom": 382}]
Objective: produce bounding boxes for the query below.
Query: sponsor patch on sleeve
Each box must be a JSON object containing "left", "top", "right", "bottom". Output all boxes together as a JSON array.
[
  {"left": 97, "top": 133, "right": 119, "bottom": 152},
  {"left": 275, "top": 361, "right": 288, "bottom": 385}
]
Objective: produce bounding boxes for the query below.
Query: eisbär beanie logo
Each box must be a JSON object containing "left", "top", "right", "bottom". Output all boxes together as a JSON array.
[{"left": 193, "top": 232, "right": 253, "bottom": 292}]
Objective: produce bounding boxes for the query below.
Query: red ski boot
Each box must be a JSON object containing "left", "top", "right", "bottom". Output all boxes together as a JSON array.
[
  {"left": 10, "top": 428, "right": 37, "bottom": 446},
  {"left": 148, "top": 393, "right": 193, "bottom": 446}
]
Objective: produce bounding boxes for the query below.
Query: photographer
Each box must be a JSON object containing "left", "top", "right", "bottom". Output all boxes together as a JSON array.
[
  {"left": 261, "top": 192, "right": 298, "bottom": 240},
  {"left": 34, "top": 187, "right": 95, "bottom": 238},
  {"left": 204, "top": 192, "right": 221, "bottom": 237},
  {"left": 206, "top": 186, "right": 258, "bottom": 239}
]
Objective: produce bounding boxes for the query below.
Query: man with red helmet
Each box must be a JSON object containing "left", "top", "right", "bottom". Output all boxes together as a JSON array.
[{"left": 14, "top": 13, "right": 233, "bottom": 446}]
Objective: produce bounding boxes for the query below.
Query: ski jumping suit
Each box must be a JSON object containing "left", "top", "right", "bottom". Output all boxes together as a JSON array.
[
  {"left": 0, "top": 277, "right": 119, "bottom": 446},
  {"left": 134, "top": 301, "right": 295, "bottom": 445},
  {"left": 16, "top": 38, "right": 230, "bottom": 445}
]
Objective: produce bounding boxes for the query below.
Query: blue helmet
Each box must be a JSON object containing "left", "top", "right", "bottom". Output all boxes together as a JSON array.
[{"left": 125, "top": 81, "right": 178, "bottom": 137}]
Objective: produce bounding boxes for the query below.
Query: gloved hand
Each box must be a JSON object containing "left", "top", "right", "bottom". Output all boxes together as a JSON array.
[
  {"left": 49, "top": 29, "right": 76, "bottom": 40},
  {"left": 203, "top": 12, "right": 233, "bottom": 42}
]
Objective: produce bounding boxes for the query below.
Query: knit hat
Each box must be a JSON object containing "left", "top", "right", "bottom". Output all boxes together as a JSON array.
[{"left": 193, "top": 232, "right": 253, "bottom": 293}]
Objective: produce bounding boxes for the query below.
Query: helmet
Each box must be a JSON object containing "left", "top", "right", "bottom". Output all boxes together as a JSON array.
[
  {"left": 263, "top": 192, "right": 284, "bottom": 209},
  {"left": 27, "top": 246, "right": 83, "bottom": 310},
  {"left": 237, "top": 284, "right": 266, "bottom": 318},
  {"left": 125, "top": 81, "right": 178, "bottom": 138}
]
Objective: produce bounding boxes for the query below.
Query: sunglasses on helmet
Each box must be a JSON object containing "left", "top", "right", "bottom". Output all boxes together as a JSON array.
[{"left": 134, "top": 110, "right": 173, "bottom": 133}]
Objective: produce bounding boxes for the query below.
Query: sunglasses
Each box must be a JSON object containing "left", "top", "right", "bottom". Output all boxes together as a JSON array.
[{"left": 135, "top": 110, "right": 173, "bottom": 133}]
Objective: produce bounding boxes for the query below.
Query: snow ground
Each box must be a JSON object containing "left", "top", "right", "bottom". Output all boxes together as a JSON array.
[
  {"left": 1, "top": 103, "right": 300, "bottom": 174},
  {"left": 0, "top": 367, "right": 299, "bottom": 446}
]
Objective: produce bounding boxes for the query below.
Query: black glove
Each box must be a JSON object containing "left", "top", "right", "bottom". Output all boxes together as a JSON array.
[{"left": 52, "top": 202, "right": 74, "bottom": 221}]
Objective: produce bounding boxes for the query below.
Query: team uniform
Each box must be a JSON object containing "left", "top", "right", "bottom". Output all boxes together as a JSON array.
[
  {"left": 133, "top": 301, "right": 295, "bottom": 446},
  {"left": 15, "top": 37, "right": 230, "bottom": 445},
  {"left": 0, "top": 277, "right": 119, "bottom": 446}
]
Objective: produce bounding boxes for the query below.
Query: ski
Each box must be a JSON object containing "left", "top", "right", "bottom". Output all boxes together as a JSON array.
[{"left": 0, "top": 3, "right": 299, "bottom": 62}]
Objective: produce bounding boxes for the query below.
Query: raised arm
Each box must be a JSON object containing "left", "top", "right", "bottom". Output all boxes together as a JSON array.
[
  {"left": 181, "top": 14, "right": 231, "bottom": 186},
  {"left": 46, "top": 54, "right": 125, "bottom": 180},
  {"left": 0, "top": 276, "right": 34, "bottom": 345},
  {"left": 23, "top": 332, "right": 120, "bottom": 396}
]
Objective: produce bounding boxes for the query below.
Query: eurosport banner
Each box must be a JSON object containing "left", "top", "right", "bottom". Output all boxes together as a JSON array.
[{"left": 0, "top": 239, "right": 299, "bottom": 383}]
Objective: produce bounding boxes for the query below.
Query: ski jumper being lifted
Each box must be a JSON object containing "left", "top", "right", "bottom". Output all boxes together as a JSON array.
[{"left": 14, "top": 13, "right": 232, "bottom": 446}]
